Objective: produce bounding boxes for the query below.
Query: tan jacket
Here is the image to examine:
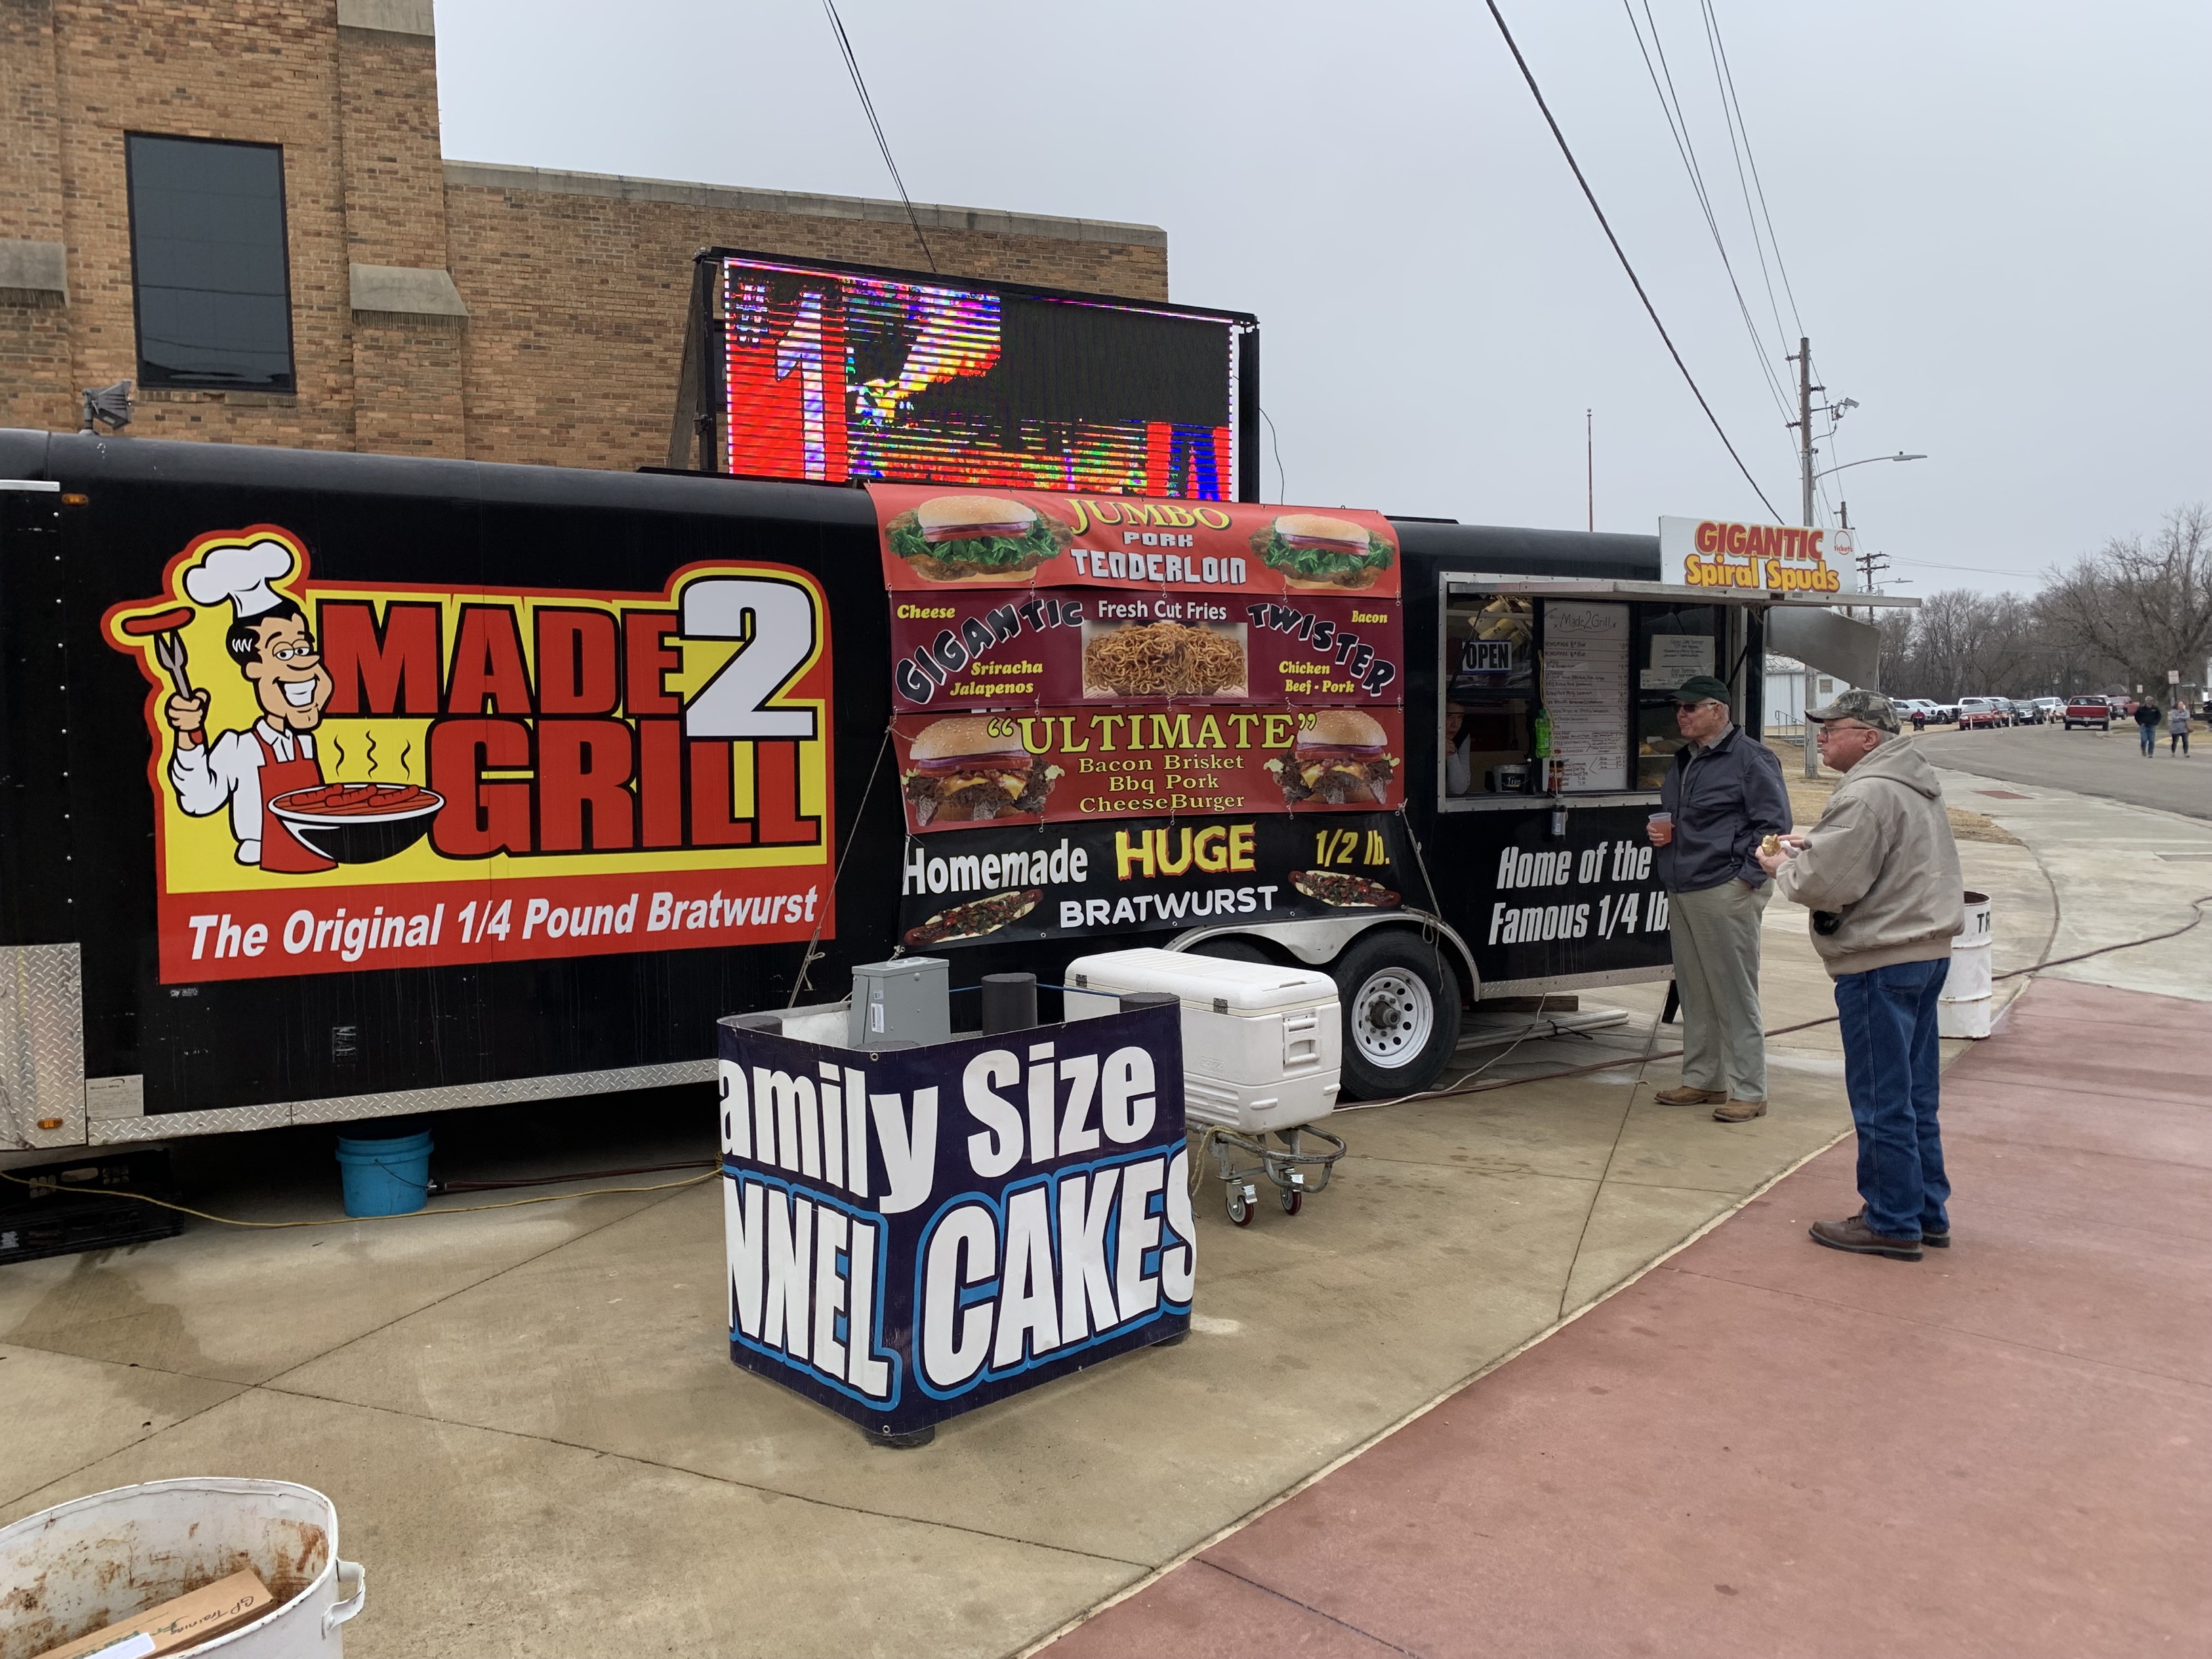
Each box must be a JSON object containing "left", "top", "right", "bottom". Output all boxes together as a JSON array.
[{"left": 1774, "top": 737, "right": 1965, "bottom": 977}]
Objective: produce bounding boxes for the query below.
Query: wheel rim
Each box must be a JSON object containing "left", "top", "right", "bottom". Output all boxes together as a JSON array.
[{"left": 1351, "top": 966, "right": 1435, "bottom": 1069}]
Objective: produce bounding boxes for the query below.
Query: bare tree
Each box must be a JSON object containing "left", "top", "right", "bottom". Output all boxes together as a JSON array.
[{"left": 2043, "top": 505, "right": 2212, "bottom": 695}]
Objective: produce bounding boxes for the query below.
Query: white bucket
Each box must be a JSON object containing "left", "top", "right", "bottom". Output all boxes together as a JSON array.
[
  {"left": 0, "top": 1478, "right": 363, "bottom": 1659},
  {"left": 1938, "top": 890, "right": 1994, "bottom": 1039}
]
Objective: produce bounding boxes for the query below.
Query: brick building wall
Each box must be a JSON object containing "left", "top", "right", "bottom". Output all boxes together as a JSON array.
[{"left": 0, "top": 0, "right": 1168, "bottom": 469}]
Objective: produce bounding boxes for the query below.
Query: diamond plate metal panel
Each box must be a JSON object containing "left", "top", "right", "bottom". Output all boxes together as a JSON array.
[
  {"left": 87, "top": 1058, "right": 717, "bottom": 1144},
  {"left": 0, "top": 944, "right": 84, "bottom": 1150}
]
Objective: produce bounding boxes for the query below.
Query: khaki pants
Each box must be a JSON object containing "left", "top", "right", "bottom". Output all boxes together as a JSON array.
[{"left": 1668, "top": 879, "right": 1771, "bottom": 1101}]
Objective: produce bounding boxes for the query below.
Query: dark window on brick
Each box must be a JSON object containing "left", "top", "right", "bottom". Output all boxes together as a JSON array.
[{"left": 127, "top": 135, "right": 295, "bottom": 392}]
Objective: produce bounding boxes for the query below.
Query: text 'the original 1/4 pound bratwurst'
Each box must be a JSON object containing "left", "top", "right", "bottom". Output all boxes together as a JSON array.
[
  {"left": 901, "top": 716, "right": 1065, "bottom": 827},
  {"left": 1264, "top": 710, "right": 1399, "bottom": 806}
]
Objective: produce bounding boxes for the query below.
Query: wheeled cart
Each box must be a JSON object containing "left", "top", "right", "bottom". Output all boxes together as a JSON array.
[
  {"left": 1065, "top": 947, "right": 1346, "bottom": 1223},
  {"left": 1198, "top": 1121, "right": 1347, "bottom": 1224}
]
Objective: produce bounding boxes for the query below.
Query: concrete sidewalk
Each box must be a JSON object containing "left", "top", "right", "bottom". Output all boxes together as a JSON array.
[{"left": 1039, "top": 977, "right": 2212, "bottom": 1657}]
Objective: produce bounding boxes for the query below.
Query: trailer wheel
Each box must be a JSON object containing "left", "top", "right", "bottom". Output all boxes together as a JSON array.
[{"left": 1330, "top": 932, "right": 1462, "bottom": 1101}]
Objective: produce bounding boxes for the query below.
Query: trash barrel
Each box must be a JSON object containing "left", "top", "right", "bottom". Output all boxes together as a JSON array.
[
  {"left": 0, "top": 1477, "right": 364, "bottom": 1658},
  {"left": 334, "top": 1127, "right": 432, "bottom": 1217},
  {"left": 1938, "top": 890, "right": 1994, "bottom": 1039}
]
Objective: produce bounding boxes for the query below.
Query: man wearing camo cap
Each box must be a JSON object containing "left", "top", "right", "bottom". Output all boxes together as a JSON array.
[{"left": 1757, "top": 689, "right": 1965, "bottom": 1262}]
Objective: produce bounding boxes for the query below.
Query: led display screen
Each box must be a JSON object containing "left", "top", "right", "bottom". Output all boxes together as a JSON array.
[{"left": 722, "top": 253, "right": 1250, "bottom": 499}]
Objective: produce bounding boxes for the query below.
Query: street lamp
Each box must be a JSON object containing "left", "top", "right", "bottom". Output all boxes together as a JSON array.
[{"left": 1814, "top": 451, "right": 1926, "bottom": 481}]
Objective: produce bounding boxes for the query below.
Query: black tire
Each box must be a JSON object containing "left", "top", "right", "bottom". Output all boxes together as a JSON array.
[{"left": 1329, "top": 930, "right": 1464, "bottom": 1101}]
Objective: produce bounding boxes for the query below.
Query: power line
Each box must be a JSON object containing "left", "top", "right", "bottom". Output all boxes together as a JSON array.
[
  {"left": 1700, "top": 0, "right": 1805, "bottom": 340},
  {"left": 1697, "top": 0, "right": 1794, "bottom": 359},
  {"left": 1481, "top": 0, "right": 1784, "bottom": 520},
  {"left": 1620, "top": 0, "right": 1796, "bottom": 433},
  {"left": 820, "top": 0, "right": 937, "bottom": 273}
]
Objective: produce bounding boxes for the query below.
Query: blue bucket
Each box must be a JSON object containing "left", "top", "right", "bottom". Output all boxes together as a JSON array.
[{"left": 335, "top": 1128, "right": 433, "bottom": 1217}]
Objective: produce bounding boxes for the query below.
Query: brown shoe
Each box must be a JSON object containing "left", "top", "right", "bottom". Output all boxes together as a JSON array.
[
  {"left": 1809, "top": 1214, "right": 1922, "bottom": 1261},
  {"left": 1712, "top": 1098, "right": 1767, "bottom": 1122},
  {"left": 1655, "top": 1086, "right": 1727, "bottom": 1106}
]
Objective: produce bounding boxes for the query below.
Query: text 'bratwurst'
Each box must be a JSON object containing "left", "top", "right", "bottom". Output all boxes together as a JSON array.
[
  {"left": 1264, "top": 710, "right": 1399, "bottom": 806},
  {"left": 901, "top": 716, "right": 1065, "bottom": 827}
]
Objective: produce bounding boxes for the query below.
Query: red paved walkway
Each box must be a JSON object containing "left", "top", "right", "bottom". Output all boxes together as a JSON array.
[{"left": 1043, "top": 979, "right": 2212, "bottom": 1658}]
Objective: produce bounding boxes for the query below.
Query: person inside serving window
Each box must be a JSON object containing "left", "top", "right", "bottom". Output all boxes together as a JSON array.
[{"left": 1445, "top": 703, "right": 1474, "bottom": 794}]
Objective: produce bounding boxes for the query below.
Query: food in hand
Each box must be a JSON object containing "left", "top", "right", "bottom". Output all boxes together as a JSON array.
[
  {"left": 901, "top": 716, "right": 1062, "bottom": 827},
  {"left": 1264, "top": 710, "right": 1398, "bottom": 806},
  {"left": 1761, "top": 834, "right": 1782, "bottom": 857}
]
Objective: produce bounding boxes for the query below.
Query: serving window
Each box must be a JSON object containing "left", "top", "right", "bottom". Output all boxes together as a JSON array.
[{"left": 1440, "top": 589, "right": 1724, "bottom": 806}]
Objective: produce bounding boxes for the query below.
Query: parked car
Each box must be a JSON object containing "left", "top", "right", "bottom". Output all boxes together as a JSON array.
[
  {"left": 2062, "top": 696, "right": 2112, "bottom": 730},
  {"left": 1957, "top": 697, "right": 2005, "bottom": 730}
]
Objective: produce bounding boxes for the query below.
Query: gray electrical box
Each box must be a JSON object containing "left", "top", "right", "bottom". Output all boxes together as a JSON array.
[{"left": 848, "top": 957, "right": 951, "bottom": 1048}]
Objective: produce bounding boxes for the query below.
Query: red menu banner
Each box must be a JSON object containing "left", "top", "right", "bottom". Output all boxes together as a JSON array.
[
  {"left": 890, "top": 586, "right": 1404, "bottom": 712},
  {"left": 867, "top": 483, "right": 1402, "bottom": 600},
  {"left": 891, "top": 705, "right": 1406, "bottom": 836}
]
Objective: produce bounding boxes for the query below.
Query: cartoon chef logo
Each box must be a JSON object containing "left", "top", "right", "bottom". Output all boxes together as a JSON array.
[{"left": 108, "top": 529, "right": 337, "bottom": 872}]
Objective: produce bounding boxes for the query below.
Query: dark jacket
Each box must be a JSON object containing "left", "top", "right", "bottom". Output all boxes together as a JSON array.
[
  {"left": 2135, "top": 702, "right": 2161, "bottom": 729},
  {"left": 1658, "top": 724, "right": 1793, "bottom": 894}
]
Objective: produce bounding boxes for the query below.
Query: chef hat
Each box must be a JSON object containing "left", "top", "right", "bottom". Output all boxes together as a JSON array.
[{"left": 183, "top": 539, "right": 297, "bottom": 619}]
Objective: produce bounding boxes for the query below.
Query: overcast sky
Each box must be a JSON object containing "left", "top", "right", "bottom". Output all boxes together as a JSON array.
[{"left": 437, "top": 0, "right": 2209, "bottom": 596}]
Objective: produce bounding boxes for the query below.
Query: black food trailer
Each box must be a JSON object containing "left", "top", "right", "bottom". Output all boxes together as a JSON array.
[{"left": 0, "top": 431, "right": 1870, "bottom": 1155}]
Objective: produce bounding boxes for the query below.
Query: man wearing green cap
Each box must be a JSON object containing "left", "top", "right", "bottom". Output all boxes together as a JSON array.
[
  {"left": 1646, "top": 674, "right": 1793, "bottom": 1121},
  {"left": 1759, "top": 689, "right": 1965, "bottom": 1261}
]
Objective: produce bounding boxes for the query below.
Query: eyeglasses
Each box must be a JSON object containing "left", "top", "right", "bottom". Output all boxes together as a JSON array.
[
  {"left": 1816, "top": 720, "right": 1877, "bottom": 738},
  {"left": 1675, "top": 700, "right": 1723, "bottom": 714},
  {"left": 267, "top": 642, "right": 319, "bottom": 663}
]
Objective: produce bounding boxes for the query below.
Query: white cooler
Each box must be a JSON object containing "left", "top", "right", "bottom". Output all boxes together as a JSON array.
[{"left": 1063, "top": 948, "right": 1340, "bottom": 1134}]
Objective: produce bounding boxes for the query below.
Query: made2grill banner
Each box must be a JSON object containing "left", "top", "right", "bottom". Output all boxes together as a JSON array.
[
  {"left": 104, "top": 526, "right": 836, "bottom": 984},
  {"left": 868, "top": 482, "right": 1408, "bottom": 840},
  {"left": 718, "top": 1004, "right": 1192, "bottom": 1436}
]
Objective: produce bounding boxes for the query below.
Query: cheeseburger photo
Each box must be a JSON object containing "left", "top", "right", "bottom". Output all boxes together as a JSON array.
[
  {"left": 1252, "top": 512, "right": 1395, "bottom": 590},
  {"left": 886, "top": 493, "right": 1069, "bottom": 581},
  {"left": 1265, "top": 710, "right": 1399, "bottom": 806},
  {"left": 901, "top": 716, "right": 1063, "bottom": 827}
]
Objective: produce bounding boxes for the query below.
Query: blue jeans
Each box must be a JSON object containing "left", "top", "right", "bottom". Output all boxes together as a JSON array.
[
  {"left": 1832, "top": 956, "right": 1951, "bottom": 1240},
  {"left": 2139, "top": 723, "right": 2156, "bottom": 755}
]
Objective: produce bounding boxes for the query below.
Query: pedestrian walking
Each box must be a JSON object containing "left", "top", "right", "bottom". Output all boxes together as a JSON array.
[
  {"left": 2135, "top": 697, "right": 2160, "bottom": 756},
  {"left": 1647, "top": 675, "right": 1793, "bottom": 1122},
  {"left": 2169, "top": 702, "right": 2191, "bottom": 756},
  {"left": 1758, "top": 691, "right": 1965, "bottom": 1262}
]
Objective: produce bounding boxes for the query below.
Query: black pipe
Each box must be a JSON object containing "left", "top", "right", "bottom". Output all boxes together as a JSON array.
[{"left": 981, "top": 972, "right": 1038, "bottom": 1035}]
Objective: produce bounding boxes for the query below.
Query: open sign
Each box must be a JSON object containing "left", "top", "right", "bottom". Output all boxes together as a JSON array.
[{"left": 1457, "top": 638, "right": 1515, "bottom": 674}]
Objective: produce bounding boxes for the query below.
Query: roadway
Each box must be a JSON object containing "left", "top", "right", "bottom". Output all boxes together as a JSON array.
[{"left": 1914, "top": 718, "right": 2207, "bottom": 821}]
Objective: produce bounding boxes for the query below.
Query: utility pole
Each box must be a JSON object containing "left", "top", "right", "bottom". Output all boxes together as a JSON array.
[
  {"left": 1794, "top": 336, "right": 1816, "bottom": 529},
  {"left": 1790, "top": 338, "right": 1822, "bottom": 778},
  {"left": 1585, "top": 408, "right": 1593, "bottom": 532}
]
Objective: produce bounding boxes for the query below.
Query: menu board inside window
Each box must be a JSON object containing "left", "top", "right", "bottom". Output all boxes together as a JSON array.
[{"left": 1540, "top": 601, "right": 1630, "bottom": 792}]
